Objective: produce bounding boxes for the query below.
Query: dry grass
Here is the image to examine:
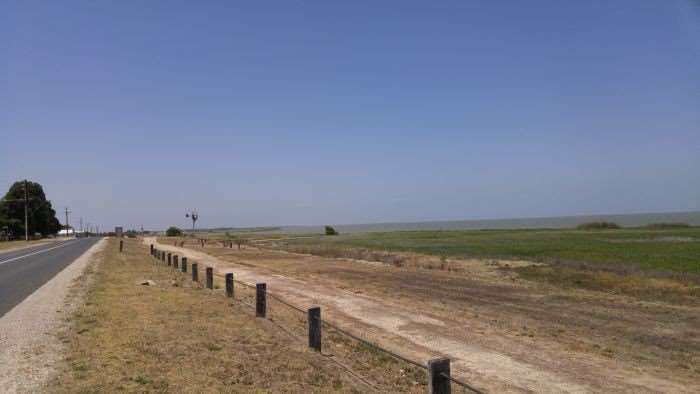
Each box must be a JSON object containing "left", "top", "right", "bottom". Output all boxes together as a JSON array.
[
  {"left": 276, "top": 243, "right": 475, "bottom": 273},
  {"left": 289, "top": 242, "right": 700, "bottom": 304},
  {"left": 0, "top": 238, "right": 48, "bottom": 251},
  {"left": 516, "top": 265, "right": 700, "bottom": 303},
  {"left": 49, "top": 238, "right": 365, "bottom": 393}
]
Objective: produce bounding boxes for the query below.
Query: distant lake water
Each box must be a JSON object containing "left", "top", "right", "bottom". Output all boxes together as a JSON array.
[{"left": 275, "top": 211, "right": 700, "bottom": 234}]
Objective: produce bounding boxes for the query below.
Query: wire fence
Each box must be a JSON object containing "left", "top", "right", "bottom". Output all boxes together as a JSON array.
[{"left": 149, "top": 243, "right": 484, "bottom": 394}]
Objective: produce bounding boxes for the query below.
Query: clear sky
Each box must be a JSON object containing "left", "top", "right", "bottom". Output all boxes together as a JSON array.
[{"left": 2, "top": 1, "right": 699, "bottom": 231}]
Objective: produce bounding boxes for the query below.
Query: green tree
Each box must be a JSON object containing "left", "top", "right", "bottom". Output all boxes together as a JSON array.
[
  {"left": 166, "top": 226, "right": 183, "bottom": 237},
  {"left": 0, "top": 180, "right": 61, "bottom": 238}
]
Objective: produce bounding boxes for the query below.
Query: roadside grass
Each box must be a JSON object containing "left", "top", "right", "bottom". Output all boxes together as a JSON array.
[
  {"left": 0, "top": 238, "right": 48, "bottom": 251},
  {"left": 49, "top": 238, "right": 363, "bottom": 393}
]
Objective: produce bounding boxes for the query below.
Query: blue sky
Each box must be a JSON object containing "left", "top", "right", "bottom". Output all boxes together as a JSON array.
[{"left": 2, "top": 1, "right": 699, "bottom": 230}]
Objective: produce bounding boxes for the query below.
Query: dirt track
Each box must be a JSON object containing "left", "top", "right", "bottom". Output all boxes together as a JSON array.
[{"left": 145, "top": 237, "right": 698, "bottom": 393}]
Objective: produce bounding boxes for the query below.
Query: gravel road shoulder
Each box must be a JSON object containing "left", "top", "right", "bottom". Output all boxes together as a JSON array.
[{"left": 0, "top": 238, "right": 106, "bottom": 393}]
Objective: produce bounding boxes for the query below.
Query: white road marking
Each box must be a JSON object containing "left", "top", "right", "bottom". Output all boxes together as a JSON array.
[{"left": 0, "top": 240, "right": 81, "bottom": 266}]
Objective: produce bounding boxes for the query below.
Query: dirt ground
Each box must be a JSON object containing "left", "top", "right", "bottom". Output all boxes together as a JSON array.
[{"left": 147, "top": 237, "right": 699, "bottom": 393}]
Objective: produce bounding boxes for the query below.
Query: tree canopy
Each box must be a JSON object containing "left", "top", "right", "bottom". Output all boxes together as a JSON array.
[
  {"left": 0, "top": 180, "right": 61, "bottom": 238},
  {"left": 166, "top": 226, "right": 183, "bottom": 237}
]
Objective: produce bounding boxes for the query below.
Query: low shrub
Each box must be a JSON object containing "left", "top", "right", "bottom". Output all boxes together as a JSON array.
[
  {"left": 325, "top": 226, "right": 339, "bottom": 236},
  {"left": 576, "top": 221, "right": 620, "bottom": 230},
  {"left": 645, "top": 223, "right": 691, "bottom": 229},
  {"left": 165, "top": 226, "right": 183, "bottom": 237}
]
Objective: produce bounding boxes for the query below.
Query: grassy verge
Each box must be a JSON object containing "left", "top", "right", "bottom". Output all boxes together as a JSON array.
[
  {"left": 0, "top": 238, "right": 48, "bottom": 251},
  {"left": 50, "top": 238, "right": 364, "bottom": 393}
]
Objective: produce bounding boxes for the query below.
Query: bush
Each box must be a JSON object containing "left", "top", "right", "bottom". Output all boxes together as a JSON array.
[
  {"left": 576, "top": 221, "right": 621, "bottom": 230},
  {"left": 645, "top": 223, "right": 691, "bottom": 229},
  {"left": 166, "top": 226, "right": 183, "bottom": 237},
  {"left": 325, "top": 226, "right": 339, "bottom": 236}
]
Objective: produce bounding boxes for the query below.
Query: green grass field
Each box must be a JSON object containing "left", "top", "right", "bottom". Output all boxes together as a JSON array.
[{"left": 283, "top": 227, "right": 700, "bottom": 274}]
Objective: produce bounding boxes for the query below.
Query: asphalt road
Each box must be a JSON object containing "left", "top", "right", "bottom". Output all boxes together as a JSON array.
[{"left": 0, "top": 237, "right": 101, "bottom": 318}]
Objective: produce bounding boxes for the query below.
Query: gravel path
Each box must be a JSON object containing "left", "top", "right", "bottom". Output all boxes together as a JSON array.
[{"left": 0, "top": 238, "right": 106, "bottom": 393}]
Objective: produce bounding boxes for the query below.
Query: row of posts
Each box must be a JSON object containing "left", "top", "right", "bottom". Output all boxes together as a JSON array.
[
  {"left": 149, "top": 244, "right": 322, "bottom": 351},
  {"left": 148, "top": 243, "right": 454, "bottom": 394}
]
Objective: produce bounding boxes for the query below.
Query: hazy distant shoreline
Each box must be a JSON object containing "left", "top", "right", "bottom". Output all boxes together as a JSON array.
[{"left": 268, "top": 211, "right": 700, "bottom": 234}]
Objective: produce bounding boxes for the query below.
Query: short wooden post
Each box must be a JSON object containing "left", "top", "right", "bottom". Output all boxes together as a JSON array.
[
  {"left": 181, "top": 257, "right": 187, "bottom": 273},
  {"left": 161, "top": 251, "right": 165, "bottom": 262},
  {"left": 225, "top": 273, "right": 234, "bottom": 297},
  {"left": 167, "top": 253, "right": 172, "bottom": 266},
  {"left": 150, "top": 244, "right": 154, "bottom": 255},
  {"left": 308, "top": 307, "right": 321, "bottom": 352},
  {"left": 428, "top": 358, "right": 451, "bottom": 394},
  {"left": 256, "top": 283, "right": 266, "bottom": 317},
  {"left": 119, "top": 240, "right": 123, "bottom": 252},
  {"left": 206, "top": 267, "right": 213, "bottom": 289},
  {"left": 191, "top": 263, "right": 198, "bottom": 282},
  {"left": 201, "top": 239, "right": 204, "bottom": 247},
  {"left": 173, "top": 255, "right": 179, "bottom": 269}
]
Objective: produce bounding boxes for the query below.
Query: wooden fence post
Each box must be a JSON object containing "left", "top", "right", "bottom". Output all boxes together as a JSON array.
[
  {"left": 256, "top": 283, "right": 266, "bottom": 317},
  {"left": 119, "top": 240, "right": 123, "bottom": 252},
  {"left": 173, "top": 255, "right": 179, "bottom": 269},
  {"left": 428, "top": 358, "right": 451, "bottom": 394},
  {"left": 181, "top": 257, "right": 187, "bottom": 273},
  {"left": 308, "top": 307, "right": 321, "bottom": 352},
  {"left": 191, "top": 263, "right": 198, "bottom": 282},
  {"left": 150, "top": 244, "right": 154, "bottom": 255},
  {"left": 225, "top": 273, "right": 234, "bottom": 297},
  {"left": 168, "top": 253, "right": 172, "bottom": 266},
  {"left": 161, "top": 251, "right": 165, "bottom": 262},
  {"left": 206, "top": 267, "right": 213, "bottom": 289}
]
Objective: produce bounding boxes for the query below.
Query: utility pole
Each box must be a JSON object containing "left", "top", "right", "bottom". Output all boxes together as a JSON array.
[
  {"left": 64, "top": 207, "right": 71, "bottom": 237},
  {"left": 24, "top": 180, "right": 29, "bottom": 241},
  {"left": 80, "top": 217, "right": 83, "bottom": 233}
]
